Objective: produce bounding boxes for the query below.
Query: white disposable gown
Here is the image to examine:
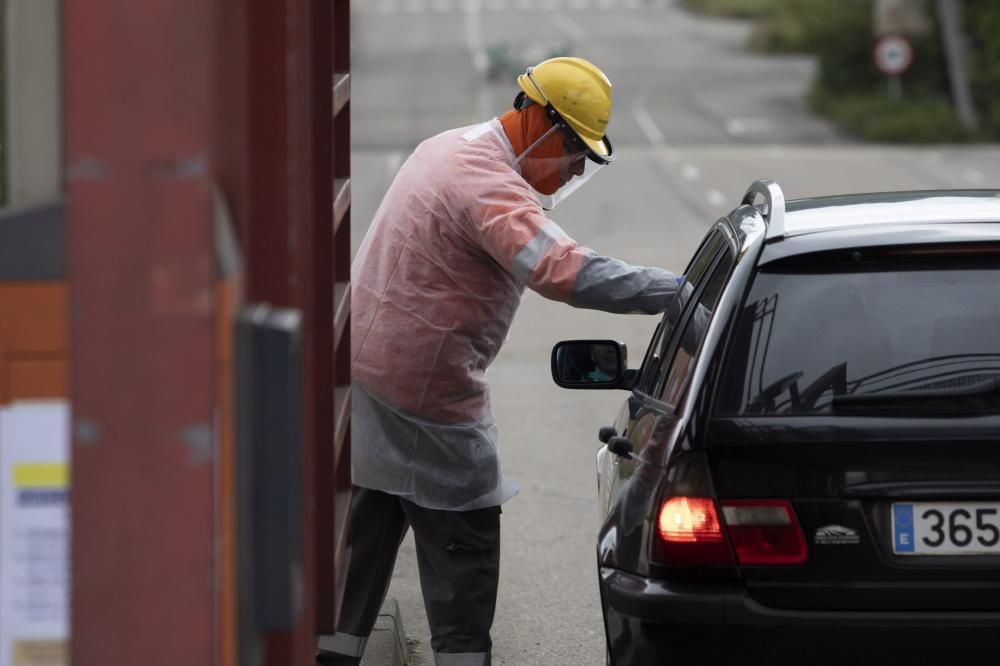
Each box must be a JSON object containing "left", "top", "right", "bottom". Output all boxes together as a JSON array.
[{"left": 351, "top": 119, "right": 683, "bottom": 510}]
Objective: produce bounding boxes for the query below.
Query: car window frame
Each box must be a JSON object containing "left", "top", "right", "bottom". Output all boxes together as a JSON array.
[
  {"left": 634, "top": 222, "right": 734, "bottom": 398},
  {"left": 654, "top": 249, "right": 736, "bottom": 407}
]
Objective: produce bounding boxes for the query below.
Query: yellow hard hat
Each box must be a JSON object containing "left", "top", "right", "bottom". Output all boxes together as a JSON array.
[{"left": 516, "top": 57, "right": 614, "bottom": 164}]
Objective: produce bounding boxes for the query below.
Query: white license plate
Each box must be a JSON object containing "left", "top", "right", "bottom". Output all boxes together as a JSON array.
[{"left": 892, "top": 502, "right": 1000, "bottom": 555}]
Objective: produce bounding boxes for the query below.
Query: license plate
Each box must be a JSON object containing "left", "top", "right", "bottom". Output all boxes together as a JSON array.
[{"left": 893, "top": 502, "right": 1000, "bottom": 555}]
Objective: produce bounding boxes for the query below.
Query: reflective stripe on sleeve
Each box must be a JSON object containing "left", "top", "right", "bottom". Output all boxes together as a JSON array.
[
  {"left": 316, "top": 632, "right": 368, "bottom": 658},
  {"left": 434, "top": 652, "right": 490, "bottom": 666},
  {"left": 510, "top": 222, "right": 569, "bottom": 283}
]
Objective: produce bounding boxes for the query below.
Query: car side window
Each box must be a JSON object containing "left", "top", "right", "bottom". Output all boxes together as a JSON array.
[
  {"left": 656, "top": 250, "right": 735, "bottom": 405},
  {"left": 636, "top": 228, "right": 728, "bottom": 393}
]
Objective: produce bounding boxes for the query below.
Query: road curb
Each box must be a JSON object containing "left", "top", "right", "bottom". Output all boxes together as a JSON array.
[
  {"left": 316, "top": 598, "right": 409, "bottom": 666},
  {"left": 361, "top": 597, "right": 409, "bottom": 666}
]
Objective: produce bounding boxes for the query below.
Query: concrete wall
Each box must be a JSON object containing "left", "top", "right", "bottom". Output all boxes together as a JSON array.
[{"left": 4, "top": 0, "right": 61, "bottom": 206}]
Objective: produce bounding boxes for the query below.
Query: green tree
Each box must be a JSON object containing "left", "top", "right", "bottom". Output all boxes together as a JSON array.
[{"left": 965, "top": 0, "right": 1000, "bottom": 137}]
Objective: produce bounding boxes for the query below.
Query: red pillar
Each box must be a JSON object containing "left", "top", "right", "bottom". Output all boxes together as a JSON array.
[
  {"left": 65, "top": 1, "right": 218, "bottom": 664},
  {"left": 66, "top": 2, "right": 351, "bottom": 663}
]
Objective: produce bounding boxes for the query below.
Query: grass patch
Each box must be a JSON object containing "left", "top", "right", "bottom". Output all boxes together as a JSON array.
[
  {"left": 682, "top": 0, "right": 779, "bottom": 19},
  {"left": 809, "top": 86, "right": 978, "bottom": 143},
  {"left": 748, "top": 13, "right": 810, "bottom": 53}
]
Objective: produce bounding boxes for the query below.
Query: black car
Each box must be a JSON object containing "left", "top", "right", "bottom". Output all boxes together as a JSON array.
[{"left": 551, "top": 180, "right": 1000, "bottom": 665}]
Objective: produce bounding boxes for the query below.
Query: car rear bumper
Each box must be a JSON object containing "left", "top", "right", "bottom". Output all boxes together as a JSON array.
[
  {"left": 601, "top": 567, "right": 1000, "bottom": 665},
  {"left": 601, "top": 567, "right": 1000, "bottom": 627}
]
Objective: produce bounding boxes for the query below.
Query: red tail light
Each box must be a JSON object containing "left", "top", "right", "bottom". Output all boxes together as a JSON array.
[
  {"left": 721, "top": 499, "right": 808, "bottom": 565},
  {"left": 652, "top": 497, "right": 808, "bottom": 566},
  {"left": 653, "top": 497, "right": 734, "bottom": 565}
]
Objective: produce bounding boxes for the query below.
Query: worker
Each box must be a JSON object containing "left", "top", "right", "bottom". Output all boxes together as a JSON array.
[{"left": 317, "top": 57, "right": 685, "bottom": 666}]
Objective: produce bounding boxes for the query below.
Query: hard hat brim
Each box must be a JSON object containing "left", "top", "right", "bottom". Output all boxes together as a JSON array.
[{"left": 585, "top": 134, "right": 613, "bottom": 165}]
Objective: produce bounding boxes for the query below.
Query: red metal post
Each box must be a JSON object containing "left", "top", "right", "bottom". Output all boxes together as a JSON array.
[
  {"left": 311, "top": 0, "right": 338, "bottom": 633},
  {"left": 245, "top": 0, "right": 319, "bottom": 662},
  {"left": 65, "top": 1, "right": 351, "bottom": 662},
  {"left": 331, "top": 0, "right": 354, "bottom": 624},
  {"left": 66, "top": 1, "right": 218, "bottom": 664}
]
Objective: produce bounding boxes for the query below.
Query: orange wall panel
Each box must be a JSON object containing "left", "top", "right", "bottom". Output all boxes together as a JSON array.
[
  {"left": 215, "top": 276, "right": 240, "bottom": 666},
  {"left": 0, "top": 283, "right": 68, "bottom": 405},
  {"left": 9, "top": 357, "right": 68, "bottom": 401}
]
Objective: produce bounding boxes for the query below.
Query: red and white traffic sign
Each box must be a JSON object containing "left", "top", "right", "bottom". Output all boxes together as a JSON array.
[{"left": 874, "top": 35, "right": 914, "bottom": 76}]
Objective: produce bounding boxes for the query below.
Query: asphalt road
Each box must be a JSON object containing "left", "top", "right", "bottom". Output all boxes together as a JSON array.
[{"left": 348, "top": 1, "right": 1000, "bottom": 663}]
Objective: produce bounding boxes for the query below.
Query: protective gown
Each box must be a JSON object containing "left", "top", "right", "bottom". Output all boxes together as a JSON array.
[{"left": 351, "top": 118, "right": 683, "bottom": 511}]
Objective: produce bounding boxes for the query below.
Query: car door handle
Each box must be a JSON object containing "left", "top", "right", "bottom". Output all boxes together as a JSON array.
[
  {"left": 598, "top": 426, "right": 617, "bottom": 444},
  {"left": 607, "top": 436, "right": 633, "bottom": 460}
]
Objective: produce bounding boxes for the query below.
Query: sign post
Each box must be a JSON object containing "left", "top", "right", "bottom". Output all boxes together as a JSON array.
[{"left": 873, "top": 35, "right": 914, "bottom": 103}]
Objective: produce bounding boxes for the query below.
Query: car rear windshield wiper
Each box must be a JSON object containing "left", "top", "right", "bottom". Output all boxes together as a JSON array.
[{"left": 832, "top": 375, "right": 1000, "bottom": 414}]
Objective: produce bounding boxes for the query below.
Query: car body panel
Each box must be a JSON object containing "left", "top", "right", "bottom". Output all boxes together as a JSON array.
[
  {"left": 761, "top": 221, "right": 1000, "bottom": 264},
  {"left": 782, "top": 190, "right": 1000, "bottom": 234},
  {"left": 601, "top": 567, "right": 1000, "bottom": 665},
  {"left": 705, "top": 430, "right": 1000, "bottom": 610}
]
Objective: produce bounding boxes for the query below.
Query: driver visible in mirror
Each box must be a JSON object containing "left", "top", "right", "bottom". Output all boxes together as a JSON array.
[{"left": 587, "top": 344, "right": 620, "bottom": 382}]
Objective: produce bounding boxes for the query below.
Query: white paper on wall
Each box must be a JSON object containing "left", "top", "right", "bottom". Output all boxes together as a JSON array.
[{"left": 0, "top": 401, "right": 69, "bottom": 666}]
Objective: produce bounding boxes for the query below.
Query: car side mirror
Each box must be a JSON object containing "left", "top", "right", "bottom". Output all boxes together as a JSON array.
[{"left": 551, "top": 340, "right": 632, "bottom": 390}]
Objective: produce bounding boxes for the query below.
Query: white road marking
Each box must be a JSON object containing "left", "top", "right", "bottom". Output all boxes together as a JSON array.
[
  {"left": 707, "top": 189, "right": 727, "bottom": 207},
  {"left": 632, "top": 103, "right": 666, "bottom": 146},
  {"left": 726, "top": 117, "right": 774, "bottom": 137},
  {"left": 637, "top": 101, "right": 728, "bottom": 217},
  {"left": 462, "top": 0, "right": 490, "bottom": 117},
  {"left": 549, "top": 13, "right": 589, "bottom": 41},
  {"left": 464, "top": 1, "right": 487, "bottom": 73}
]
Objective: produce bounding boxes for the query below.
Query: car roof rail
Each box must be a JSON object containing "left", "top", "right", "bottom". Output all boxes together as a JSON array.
[{"left": 742, "top": 178, "right": 786, "bottom": 241}]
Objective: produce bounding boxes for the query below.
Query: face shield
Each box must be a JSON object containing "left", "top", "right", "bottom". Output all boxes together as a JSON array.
[
  {"left": 511, "top": 68, "right": 614, "bottom": 210},
  {"left": 513, "top": 121, "right": 609, "bottom": 210}
]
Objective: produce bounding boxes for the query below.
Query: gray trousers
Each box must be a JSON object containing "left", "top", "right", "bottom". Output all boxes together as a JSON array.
[{"left": 316, "top": 486, "right": 501, "bottom": 666}]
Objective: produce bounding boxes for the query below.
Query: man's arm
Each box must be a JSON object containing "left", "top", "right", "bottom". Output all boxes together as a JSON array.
[
  {"left": 570, "top": 254, "right": 685, "bottom": 314},
  {"left": 469, "top": 168, "right": 683, "bottom": 314}
]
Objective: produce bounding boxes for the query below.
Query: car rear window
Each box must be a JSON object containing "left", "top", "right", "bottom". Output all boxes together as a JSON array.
[{"left": 717, "top": 253, "right": 1000, "bottom": 416}]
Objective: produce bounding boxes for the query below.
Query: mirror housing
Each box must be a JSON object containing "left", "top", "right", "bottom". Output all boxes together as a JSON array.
[{"left": 551, "top": 340, "right": 633, "bottom": 390}]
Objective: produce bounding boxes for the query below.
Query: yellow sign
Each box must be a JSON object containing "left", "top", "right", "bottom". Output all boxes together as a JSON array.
[{"left": 12, "top": 464, "right": 67, "bottom": 489}]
